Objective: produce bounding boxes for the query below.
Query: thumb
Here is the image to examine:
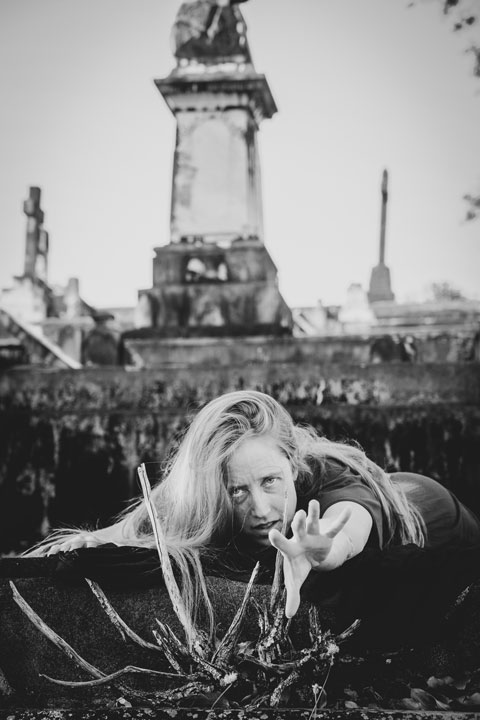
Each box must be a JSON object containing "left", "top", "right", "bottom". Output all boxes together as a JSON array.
[{"left": 268, "top": 528, "right": 291, "bottom": 554}]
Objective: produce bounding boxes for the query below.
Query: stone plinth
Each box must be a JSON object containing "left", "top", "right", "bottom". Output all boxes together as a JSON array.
[
  {"left": 135, "top": 239, "right": 291, "bottom": 335},
  {"left": 368, "top": 264, "right": 395, "bottom": 304}
]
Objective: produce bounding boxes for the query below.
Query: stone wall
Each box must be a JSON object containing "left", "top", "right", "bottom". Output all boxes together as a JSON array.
[
  {"left": 123, "top": 332, "right": 480, "bottom": 368},
  {"left": 1, "top": 361, "right": 479, "bottom": 553}
]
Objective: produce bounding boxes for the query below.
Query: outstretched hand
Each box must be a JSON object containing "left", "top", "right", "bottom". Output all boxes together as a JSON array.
[
  {"left": 45, "top": 533, "right": 104, "bottom": 556},
  {"left": 269, "top": 499, "right": 352, "bottom": 618}
]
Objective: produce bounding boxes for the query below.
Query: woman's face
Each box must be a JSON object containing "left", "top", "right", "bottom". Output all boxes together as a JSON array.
[{"left": 226, "top": 435, "right": 297, "bottom": 547}]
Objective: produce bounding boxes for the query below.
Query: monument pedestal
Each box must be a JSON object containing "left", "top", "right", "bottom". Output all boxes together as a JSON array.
[
  {"left": 368, "top": 263, "right": 395, "bottom": 304},
  {"left": 133, "top": 238, "right": 291, "bottom": 337}
]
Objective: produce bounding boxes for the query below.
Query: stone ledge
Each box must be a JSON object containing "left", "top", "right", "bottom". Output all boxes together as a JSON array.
[
  {"left": 0, "top": 709, "right": 479, "bottom": 720},
  {"left": 1, "top": 557, "right": 480, "bottom": 715}
]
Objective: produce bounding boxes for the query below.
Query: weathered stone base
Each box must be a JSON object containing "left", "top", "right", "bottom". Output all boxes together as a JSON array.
[{"left": 1, "top": 557, "right": 480, "bottom": 715}]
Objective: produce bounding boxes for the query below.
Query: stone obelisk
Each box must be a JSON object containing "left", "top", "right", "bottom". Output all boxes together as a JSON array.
[
  {"left": 368, "top": 169, "right": 395, "bottom": 303},
  {"left": 134, "top": 0, "right": 292, "bottom": 337}
]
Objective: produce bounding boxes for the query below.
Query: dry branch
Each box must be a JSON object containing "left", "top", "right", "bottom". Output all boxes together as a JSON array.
[
  {"left": 152, "top": 628, "right": 185, "bottom": 675},
  {"left": 212, "top": 561, "right": 260, "bottom": 666},
  {"left": 137, "top": 463, "right": 203, "bottom": 651},
  {"left": 40, "top": 665, "right": 183, "bottom": 688},
  {"left": 270, "top": 491, "right": 289, "bottom": 611},
  {"left": 10, "top": 581, "right": 105, "bottom": 681},
  {"left": 336, "top": 619, "right": 361, "bottom": 643},
  {"left": 86, "top": 578, "right": 162, "bottom": 652}
]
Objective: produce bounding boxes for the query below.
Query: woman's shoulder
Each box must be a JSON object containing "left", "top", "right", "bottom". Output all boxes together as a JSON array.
[
  {"left": 306, "top": 456, "right": 360, "bottom": 483},
  {"left": 297, "top": 456, "right": 361, "bottom": 501}
]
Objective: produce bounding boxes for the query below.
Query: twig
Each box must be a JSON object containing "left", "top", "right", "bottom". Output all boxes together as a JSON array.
[
  {"left": 40, "top": 665, "right": 185, "bottom": 687},
  {"left": 152, "top": 628, "right": 185, "bottom": 675},
  {"left": 270, "top": 667, "right": 300, "bottom": 707},
  {"left": 256, "top": 589, "right": 288, "bottom": 664},
  {"left": 137, "top": 464, "right": 202, "bottom": 651},
  {"left": 212, "top": 561, "right": 260, "bottom": 666},
  {"left": 251, "top": 596, "right": 267, "bottom": 636},
  {"left": 85, "top": 578, "right": 162, "bottom": 652},
  {"left": 9, "top": 581, "right": 144, "bottom": 700},
  {"left": 10, "top": 581, "right": 105, "bottom": 681},
  {"left": 155, "top": 679, "right": 215, "bottom": 703},
  {"left": 269, "top": 642, "right": 330, "bottom": 708},
  {"left": 308, "top": 605, "right": 322, "bottom": 645},
  {"left": 244, "top": 692, "right": 271, "bottom": 710},
  {"left": 187, "top": 645, "right": 224, "bottom": 683},
  {"left": 336, "top": 618, "right": 361, "bottom": 643},
  {"left": 270, "top": 491, "right": 289, "bottom": 611},
  {"left": 154, "top": 619, "right": 191, "bottom": 661},
  {"left": 208, "top": 681, "right": 232, "bottom": 713},
  {"left": 154, "top": 618, "right": 224, "bottom": 682},
  {"left": 309, "top": 660, "right": 333, "bottom": 717}
]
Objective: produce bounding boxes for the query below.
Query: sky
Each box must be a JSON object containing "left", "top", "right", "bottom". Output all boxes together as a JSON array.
[{"left": 0, "top": 0, "right": 479, "bottom": 311}]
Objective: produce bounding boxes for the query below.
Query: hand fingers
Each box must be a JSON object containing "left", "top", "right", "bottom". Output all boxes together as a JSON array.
[
  {"left": 49, "top": 541, "right": 79, "bottom": 555},
  {"left": 46, "top": 544, "right": 60, "bottom": 556},
  {"left": 269, "top": 534, "right": 301, "bottom": 617},
  {"left": 46, "top": 533, "right": 98, "bottom": 555},
  {"left": 305, "top": 499, "right": 320, "bottom": 535},
  {"left": 85, "top": 539, "right": 100, "bottom": 548},
  {"left": 268, "top": 528, "right": 292, "bottom": 555},
  {"left": 324, "top": 507, "right": 352, "bottom": 538},
  {"left": 282, "top": 552, "right": 302, "bottom": 618},
  {"left": 284, "top": 584, "right": 301, "bottom": 619},
  {"left": 290, "top": 509, "right": 307, "bottom": 541}
]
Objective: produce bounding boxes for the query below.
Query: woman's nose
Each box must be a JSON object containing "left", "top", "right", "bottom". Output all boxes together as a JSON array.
[{"left": 250, "top": 489, "right": 270, "bottom": 518}]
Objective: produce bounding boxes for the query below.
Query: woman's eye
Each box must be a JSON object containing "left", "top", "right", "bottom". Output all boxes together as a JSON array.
[
  {"left": 263, "top": 476, "right": 280, "bottom": 487},
  {"left": 229, "top": 487, "right": 246, "bottom": 500}
]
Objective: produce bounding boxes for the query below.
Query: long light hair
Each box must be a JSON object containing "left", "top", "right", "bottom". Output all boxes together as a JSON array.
[{"left": 31, "top": 390, "right": 425, "bottom": 638}]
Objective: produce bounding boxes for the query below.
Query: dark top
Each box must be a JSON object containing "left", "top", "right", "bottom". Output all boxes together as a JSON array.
[{"left": 296, "top": 459, "right": 480, "bottom": 550}]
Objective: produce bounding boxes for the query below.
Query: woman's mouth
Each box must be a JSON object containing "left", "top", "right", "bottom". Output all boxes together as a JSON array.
[{"left": 251, "top": 520, "right": 280, "bottom": 534}]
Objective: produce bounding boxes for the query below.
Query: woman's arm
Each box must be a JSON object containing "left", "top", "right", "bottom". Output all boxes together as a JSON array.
[
  {"left": 269, "top": 499, "right": 372, "bottom": 617},
  {"left": 42, "top": 517, "right": 131, "bottom": 556},
  {"left": 316, "top": 501, "right": 372, "bottom": 570}
]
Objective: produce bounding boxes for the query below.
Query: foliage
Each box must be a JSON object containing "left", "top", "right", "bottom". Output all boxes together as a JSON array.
[
  {"left": 443, "top": 0, "right": 478, "bottom": 41},
  {"left": 429, "top": 280, "right": 467, "bottom": 300},
  {"left": 409, "top": 0, "right": 479, "bottom": 71},
  {"left": 410, "top": 0, "right": 480, "bottom": 221},
  {"left": 442, "top": 0, "right": 479, "bottom": 221},
  {"left": 464, "top": 190, "right": 480, "bottom": 221}
]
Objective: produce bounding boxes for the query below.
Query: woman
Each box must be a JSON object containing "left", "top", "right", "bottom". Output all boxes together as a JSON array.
[{"left": 34, "top": 390, "right": 480, "bottom": 629}]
